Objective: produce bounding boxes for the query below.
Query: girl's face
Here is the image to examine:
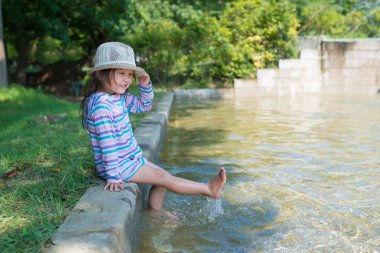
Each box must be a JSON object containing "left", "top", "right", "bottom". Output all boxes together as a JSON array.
[{"left": 102, "top": 69, "right": 135, "bottom": 94}]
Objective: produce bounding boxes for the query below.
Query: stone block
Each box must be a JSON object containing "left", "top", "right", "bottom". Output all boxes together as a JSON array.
[
  {"left": 300, "top": 49, "right": 321, "bottom": 60},
  {"left": 257, "top": 77, "right": 277, "bottom": 88},
  {"left": 322, "top": 68, "right": 378, "bottom": 79},
  {"left": 322, "top": 39, "right": 380, "bottom": 51},
  {"left": 174, "top": 89, "right": 234, "bottom": 100},
  {"left": 46, "top": 183, "right": 142, "bottom": 253},
  {"left": 153, "top": 93, "right": 174, "bottom": 116},
  {"left": 324, "top": 76, "right": 377, "bottom": 86},
  {"left": 321, "top": 58, "right": 379, "bottom": 69},
  {"left": 234, "top": 78, "right": 258, "bottom": 88},
  {"left": 321, "top": 85, "right": 380, "bottom": 95},
  {"left": 279, "top": 59, "right": 320, "bottom": 69},
  {"left": 276, "top": 78, "right": 300, "bottom": 86},
  {"left": 257, "top": 68, "right": 279, "bottom": 79},
  {"left": 134, "top": 124, "right": 162, "bottom": 160},
  {"left": 278, "top": 69, "right": 322, "bottom": 79},
  {"left": 344, "top": 50, "right": 380, "bottom": 60},
  {"left": 297, "top": 36, "right": 322, "bottom": 50}
]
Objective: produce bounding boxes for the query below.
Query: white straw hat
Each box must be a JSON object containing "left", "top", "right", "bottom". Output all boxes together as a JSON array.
[{"left": 87, "top": 42, "right": 146, "bottom": 77}]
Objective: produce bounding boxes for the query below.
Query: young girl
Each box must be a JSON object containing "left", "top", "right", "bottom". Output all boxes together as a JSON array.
[{"left": 81, "top": 42, "right": 226, "bottom": 211}]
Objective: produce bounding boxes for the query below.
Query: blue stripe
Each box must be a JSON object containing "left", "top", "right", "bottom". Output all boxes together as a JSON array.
[
  {"left": 94, "top": 148, "right": 118, "bottom": 155},
  {"left": 140, "top": 88, "right": 152, "bottom": 94},
  {"left": 92, "top": 105, "right": 111, "bottom": 114},
  {"left": 123, "top": 159, "right": 146, "bottom": 182},
  {"left": 120, "top": 152, "right": 142, "bottom": 174},
  {"left": 87, "top": 120, "right": 113, "bottom": 127},
  {"left": 91, "top": 134, "right": 114, "bottom": 141},
  {"left": 93, "top": 140, "right": 134, "bottom": 154}
]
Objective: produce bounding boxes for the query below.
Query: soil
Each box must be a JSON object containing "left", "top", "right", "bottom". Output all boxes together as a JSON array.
[{"left": 24, "top": 60, "right": 88, "bottom": 97}]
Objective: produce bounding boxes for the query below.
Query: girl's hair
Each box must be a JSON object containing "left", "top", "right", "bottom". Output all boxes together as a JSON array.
[{"left": 80, "top": 69, "right": 115, "bottom": 128}]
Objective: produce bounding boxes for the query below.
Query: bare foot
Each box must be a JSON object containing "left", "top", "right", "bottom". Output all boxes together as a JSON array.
[
  {"left": 207, "top": 167, "right": 227, "bottom": 198},
  {"left": 148, "top": 209, "right": 179, "bottom": 224}
]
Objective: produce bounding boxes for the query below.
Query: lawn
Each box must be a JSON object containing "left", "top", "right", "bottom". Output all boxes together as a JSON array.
[{"left": 0, "top": 85, "right": 162, "bottom": 253}]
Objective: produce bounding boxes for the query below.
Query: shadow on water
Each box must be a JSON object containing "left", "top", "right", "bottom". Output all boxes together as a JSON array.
[
  {"left": 160, "top": 126, "right": 228, "bottom": 165},
  {"left": 170, "top": 100, "right": 219, "bottom": 119}
]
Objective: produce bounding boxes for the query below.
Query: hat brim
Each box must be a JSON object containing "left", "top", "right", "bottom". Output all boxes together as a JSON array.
[{"left": 87, "top": 63, "right": 146, "bottom": 78}]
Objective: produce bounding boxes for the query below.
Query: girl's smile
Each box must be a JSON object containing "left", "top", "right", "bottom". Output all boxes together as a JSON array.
[{"left": 101, "top": 69, "right": 135, "bottom": 94}]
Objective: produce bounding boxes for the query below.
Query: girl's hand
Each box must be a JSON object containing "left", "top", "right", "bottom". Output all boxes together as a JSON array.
[
  {"left": 104, "top": 182, "right": 125, "bottom": 192},
  {"left": 139, "top": 73, "right": 151, "bottom": 86}
]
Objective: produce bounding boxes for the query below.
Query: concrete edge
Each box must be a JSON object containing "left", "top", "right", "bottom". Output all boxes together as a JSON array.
[
  {"left": 43, "top": 93, "right": 174, "bottom": 253},
  {"left": 174, "top": 88, "right": 234, "bottom": 100}
]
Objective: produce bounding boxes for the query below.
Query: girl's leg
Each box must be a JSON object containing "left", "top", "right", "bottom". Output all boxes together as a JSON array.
[
  {"left": 148, "top": 186, "right": 167, "bottom": 210},
  {"left": 143, "top": 162, "right": 167, "bottom": 210},
  {"left": 130, "top": 162, "right": 226, "bottom": 209}
]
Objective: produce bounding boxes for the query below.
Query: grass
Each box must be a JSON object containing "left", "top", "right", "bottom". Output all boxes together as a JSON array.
[{"left": 0, "top": 85, "right": 163, "bottom": 253}]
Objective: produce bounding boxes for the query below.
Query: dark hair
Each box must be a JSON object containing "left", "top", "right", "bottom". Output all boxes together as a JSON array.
[{"left": 80, "top": 69, "right": 115, "bottom": 128}]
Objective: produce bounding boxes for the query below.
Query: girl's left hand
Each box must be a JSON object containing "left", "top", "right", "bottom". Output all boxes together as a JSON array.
[
  {"left": 104, "top": 182, "right": 125, "bottom": 192},
  {"left": 139, "top": 73, "right": 151, "bottom": 86}
]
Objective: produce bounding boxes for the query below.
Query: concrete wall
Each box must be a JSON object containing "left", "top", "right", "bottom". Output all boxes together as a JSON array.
[
  {"left": 43, "top": 93, "right": 174, "bottom": 253},
  {"left": 322, "top": 39, "right": 380, "bottom": 89},
  {"left": 249, "top": 38, "right": 380, "bottom": 95}
]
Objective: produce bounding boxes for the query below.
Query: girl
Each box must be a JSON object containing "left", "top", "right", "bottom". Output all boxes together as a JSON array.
[{"left": 80, "top": 42, "right": 226, "bottom": 211}]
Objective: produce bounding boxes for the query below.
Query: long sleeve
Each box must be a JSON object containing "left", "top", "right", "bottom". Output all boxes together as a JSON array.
[
  {"left": 90, "top": 107, "right": 122, "bottom": 183},
  {"left": 125, "top": 82, "right": 154, "bottom": 113}
]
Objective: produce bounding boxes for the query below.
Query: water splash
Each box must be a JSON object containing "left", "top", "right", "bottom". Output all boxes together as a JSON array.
[{"left": 204, "top": 198, "right": 224, "bottom": 223}]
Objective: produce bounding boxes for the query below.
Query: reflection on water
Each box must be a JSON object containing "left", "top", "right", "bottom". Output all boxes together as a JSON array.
[{"left": 137, "top": 94, "right": 380, "bottom": 252}]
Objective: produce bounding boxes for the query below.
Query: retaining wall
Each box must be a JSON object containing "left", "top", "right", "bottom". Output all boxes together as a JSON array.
[
  {"left": 245, "top": 38, "right": 380, "bottom": 95},
  {"left": 44, "top": 93, "right": 174, "bottom": 253}
]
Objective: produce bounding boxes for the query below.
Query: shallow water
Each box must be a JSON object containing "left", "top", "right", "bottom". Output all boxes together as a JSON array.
[{"left": 137, "top": 94, "right": 380, "bottom": 252}]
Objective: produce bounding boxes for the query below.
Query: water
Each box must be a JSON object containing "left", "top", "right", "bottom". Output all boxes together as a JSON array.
[{"left": 137, "top": 93, "right": 380, "bottom": 252}]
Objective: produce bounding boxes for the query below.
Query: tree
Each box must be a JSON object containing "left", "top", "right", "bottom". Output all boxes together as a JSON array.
[
  {"left": 2, "top": 0, "right": 129, "bottom": 85},
  {"left": 0, "top": 0, "right": 7, "bottom": 87},
  {"left": 219, "top": 0, "right": 299, "bottom": 78},
  {"left": 294, "top": 0, "right": 380, "bottom": 38}
]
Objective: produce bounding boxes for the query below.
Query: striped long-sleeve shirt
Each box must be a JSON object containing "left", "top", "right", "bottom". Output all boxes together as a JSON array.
[{"left": 85, "top": 82, "right": 154, "bottom": 183}]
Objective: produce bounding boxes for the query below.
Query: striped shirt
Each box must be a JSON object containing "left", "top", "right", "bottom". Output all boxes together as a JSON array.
[{"left": 85, "top": 83, "right": 154, "bottom": 183}]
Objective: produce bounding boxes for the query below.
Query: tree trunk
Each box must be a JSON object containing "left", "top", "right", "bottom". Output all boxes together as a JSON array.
[
  {"left": 15, "top": 32, "right": 28, "bottom": 85},
  {"left": 0, "top": 0, "right": 8, "bottom": 87}
]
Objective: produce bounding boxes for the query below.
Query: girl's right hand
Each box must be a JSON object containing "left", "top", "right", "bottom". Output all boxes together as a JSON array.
[
  {"left": 138, "top": 73, "right": 151, "bottom": 86},
  {"left": 104, "top": 182, "right": 125, "bottom": 192}
]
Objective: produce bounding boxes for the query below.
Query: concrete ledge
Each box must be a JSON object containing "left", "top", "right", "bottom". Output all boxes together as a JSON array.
[
  {"left": 44, "top": 93, "right": 174, "bottom": 253},
  {"left": 174, "top": 88, "right": 234, "bottom": 100}
]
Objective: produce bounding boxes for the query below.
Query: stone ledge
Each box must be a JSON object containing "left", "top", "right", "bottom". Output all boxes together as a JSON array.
[
  {"left": 43, "top": 93, "right": 174, "bottom": 253},
  {"left": 175, "top": 88, "right": 234, "bottom": 100}
]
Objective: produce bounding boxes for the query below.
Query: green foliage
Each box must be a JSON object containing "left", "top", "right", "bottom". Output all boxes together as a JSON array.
[
  {"left": 121, "top": 0, "right": 298, "bottom": 85},
  {"left": 219, "top": 0, "right": 299, "bottom": 78},
  {"left": 295, "top": 0, "right": 380, "bottom": 38},
  {"left": 0, "top": 85, "right": 96, "bottom": 252},
  {"left": 2, "top": 0, "right": 378, "bottom": 89},
  {"left": 2, "top": 0, "right": 301, "bottom": 88}
]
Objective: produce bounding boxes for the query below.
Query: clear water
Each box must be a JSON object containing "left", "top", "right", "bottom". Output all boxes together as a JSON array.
[{"left": 137, "top": 94, "right": 380, "bottom": 252}]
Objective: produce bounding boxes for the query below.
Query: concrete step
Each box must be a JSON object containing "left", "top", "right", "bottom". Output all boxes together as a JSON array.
[
  {"left": 257, "top": 68, "right": 322, "bottom": 80},
  {"left": 279, "top": 59, "right": 321, "bottom": 69},
  {"left": 257, "top": 76, "right": 278, "bottom": 88},
  {"left": 256, "top": 76, "right": 325, "bottom": 94},
  {"left": 234, "top": 78, "right": 259, "bottom": 88},
  {"left": 300, "top": 49, "right": 321, "bottom": 60}
]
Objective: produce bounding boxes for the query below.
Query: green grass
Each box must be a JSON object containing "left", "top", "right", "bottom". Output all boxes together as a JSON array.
[{"left": 0, "top": 85, "right": 163, "bottom": 253}]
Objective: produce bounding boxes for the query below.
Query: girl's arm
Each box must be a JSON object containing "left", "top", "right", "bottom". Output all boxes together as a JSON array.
[
  {"left": 125, "top": 74, "right": 154, "bottom": 113},
  {"left": 90, "top": 107, "right": 123, "bottom": 184}
]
